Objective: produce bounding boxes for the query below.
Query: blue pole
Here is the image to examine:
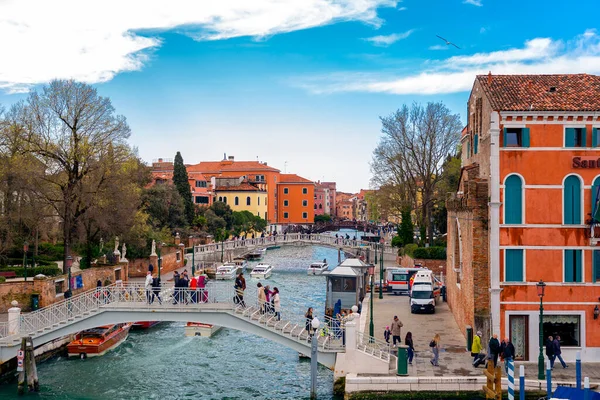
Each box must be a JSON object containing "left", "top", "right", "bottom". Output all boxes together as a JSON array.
[
  {"left": 584, "top": 377, "right": 590, "bottom": 400},
  {"left": 508, "top": 359, "right": 515, "bottom": 400},
  {"left": 546, "top": 360, "right": 552, "bottom": 398},
  {"left": 519, "top": 365, "right": 525, "bottom": 400},
  {"left": 576, "top": 351, "right": 582, "bottom": 390}
]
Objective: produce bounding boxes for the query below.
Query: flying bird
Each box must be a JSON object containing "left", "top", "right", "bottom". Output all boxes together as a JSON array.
[{"left": 435, "top": 35, "right": 460, "bottom": 49}]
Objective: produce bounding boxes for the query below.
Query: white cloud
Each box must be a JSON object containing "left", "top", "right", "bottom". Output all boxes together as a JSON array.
[
  {"left": 398, "top": 6, "right": 407, "bottom": 11},
  {"left": 297, "top": 30, "right": 600, "bottom": 95},
  {"left": 429, "top": 45, "right": 449, "bottom": 51},
  {"left": 364, "top": 30, "right": 415, "bottom": 47},
  {"left": 463, "top": 0, "right": 482, "bottom": 6},
  {"left": 0, "top": 0, "right": 398, "bottom": 93}
]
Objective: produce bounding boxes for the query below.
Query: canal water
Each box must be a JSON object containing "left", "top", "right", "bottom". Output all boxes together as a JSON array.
[{"left": 0, "top": 245, "right": 344, "bottom": 400}]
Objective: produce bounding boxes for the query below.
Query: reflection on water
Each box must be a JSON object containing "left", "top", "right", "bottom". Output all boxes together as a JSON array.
[{"left": 0, "top": 246, "right": 344, "bottom": 400}]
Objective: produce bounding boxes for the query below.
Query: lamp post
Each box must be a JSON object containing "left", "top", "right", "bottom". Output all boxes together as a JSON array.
[
  {"left": 379, "top": 242, "right": 384, "bottom": 299},
  {"left": 369, "top": 265, "right": 374, "bottom": 340},
  {"left": 190, "top": 236, "right": 195, "bottom": 276},
  {"left": 157, "top": 242, "right": 163, "bottom": 281},
  {"left": 220, "top": 230, "right": 225, "bottom": 263},
  {"left": 23, "top": 241, "right": 28, "bottom": 282},
  {"left": 310, "top": 317, "right": 320, "bottom": 400},
  {"left": 537, "top": 279, "right": 546, "bottom": 380},
  {"left": 66, "top": 255, "right": 73, "bottom": 291}
]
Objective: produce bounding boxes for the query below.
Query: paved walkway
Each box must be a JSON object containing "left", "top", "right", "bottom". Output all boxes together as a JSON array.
[{"left": 363, "top": 293, "right": 600, "bottom": 383}]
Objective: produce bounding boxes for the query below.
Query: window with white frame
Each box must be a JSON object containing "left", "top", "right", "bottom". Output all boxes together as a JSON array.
[{"left": 543, "top": 315, "right": 580, "bottom": 347}]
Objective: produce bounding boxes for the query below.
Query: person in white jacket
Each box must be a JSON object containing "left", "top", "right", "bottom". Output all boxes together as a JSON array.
[
  {"left": 145, "top": 271, "right": 153, "bottom": 304},
  {"left": 273, "top": 287, "right": 281, "bottom": 321}
]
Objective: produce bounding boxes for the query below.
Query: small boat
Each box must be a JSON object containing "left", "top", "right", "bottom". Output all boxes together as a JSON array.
[
  {"left": 246, "top": 251, "right": 263, "bottom": 261},
  {"left": 185, "top": 322, "right": 222, "bottom": 337},
  {"left": 233, "top": 257, "right": 249, "bottom": 271},
  {"left": 250, "top": 263, "right": 273, "bottom": 279},
  {"left": 266, "top": 245, "right": 281, "bottom": 250},
  {"left": 132, "top": 321, "right": 161, "bottom": 329},
  {"left": 258, "top": 248, "right": 267, "bottom": 255},
  {"left": 67, "top": 323, "right": 132, "bottom": 358},
  {"left": 307, "top": 262, "right": 328, "bottom": 275},
  {"left": 216, "top": 263, "right": 239, "bottom": 280}
]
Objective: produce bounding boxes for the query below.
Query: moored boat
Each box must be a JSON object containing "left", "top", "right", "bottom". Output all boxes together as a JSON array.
[
  {"left": 233, "top": 257, "right": 248, "bottom": 271},
  {"left": 266, "top": 245, "right": 280, "bottom": 250},
  {"left": 185, "top": 322, "right": 222, "bottom": 337},
  {"left": 132, "top": 321, "right": 161, "bottom": 329},
  {"left": 216, "top": 263, "right": 239, "bottom": 280},
  {"left": 307, "top": 262, "right": 328, "bottom": 275},
  {"left": 250, "top": 263, "right": 273, "bottom": 279},
  {"left": 246, "top": 251, "right": 263, "bottom": 261},
  {"left": 67, "top": 323, "right": 132, "bottom": 358}
]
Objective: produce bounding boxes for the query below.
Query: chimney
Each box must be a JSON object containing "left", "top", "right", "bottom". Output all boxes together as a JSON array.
[
  {"left": 223, "top": 153, "right": 227, "bottom": 161},
  {"left": 158, "top": 158, "right": 163, "bottom": 162},
  {"left": 263, "top": 162, "right": 267, "bottom": 166},
  {"left": 228, "top": 156, "right": 234, "bottom": 161},
  {"left": 487, "top": 71, "right": 492, "bottom": 85}
]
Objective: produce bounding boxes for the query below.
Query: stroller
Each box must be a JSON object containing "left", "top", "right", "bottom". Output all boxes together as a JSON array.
[{"left": 472, "top": 352, "right": 486, "bottom": 368}]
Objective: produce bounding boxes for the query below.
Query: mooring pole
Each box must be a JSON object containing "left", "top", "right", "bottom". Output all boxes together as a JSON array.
[
  {"left": 576, "top": 351, "right": 582, "bottom": 390},
  {"left": 546, "top": 360, "right": 552, "bottom": 398},
  {"left": 519, "top": 365, "right": 525, "bottom": 400}
]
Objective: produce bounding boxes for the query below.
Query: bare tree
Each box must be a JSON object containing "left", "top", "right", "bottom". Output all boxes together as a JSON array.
[
  {"left": 372, "top": 102, "right": 462, "bottom": 245},
  {"left": 17, "top": 80, "right": 131, "bottom": 271}
]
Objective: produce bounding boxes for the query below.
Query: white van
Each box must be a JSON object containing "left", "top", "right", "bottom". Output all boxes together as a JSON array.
[{"left": 410, "top": 271, "right": 441, "bottom": 314}]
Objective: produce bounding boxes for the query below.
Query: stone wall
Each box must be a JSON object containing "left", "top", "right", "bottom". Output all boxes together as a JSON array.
[
  {"left": 128, "top": 246, "right": 186, "bottom": 278},
  {"left": 0, "top": 263, "right": 128, "bottom": 313},
  {"left": 446, "top": 164, "right": 491, "bottom": 341},
  {"left": 397, "top": 255, "right": 446, "bottom": 276}
]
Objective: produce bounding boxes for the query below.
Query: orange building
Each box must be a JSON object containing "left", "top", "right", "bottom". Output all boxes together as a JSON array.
[
  {"left": 150, "top": 158, "right": 213, "bottom": 206},
  {"left": 276, "top": 174, "right": 315, "bottom": 224},
  {"left": 447, "top": 73, "right": 600, "bottom": 362}
]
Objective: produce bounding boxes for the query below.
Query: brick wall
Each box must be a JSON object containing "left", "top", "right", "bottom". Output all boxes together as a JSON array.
[
  {"left": 128, "top": 246, "right": 185, "bottom": 278},
  {"left": 0, "top": 263, "right": 128, "bottom": 313},
  {"left": 446, "top": 164, "right": 491, "bottom": 342},
  {"left": 397, "top": 255, "right": 446, "bottom": 275}
]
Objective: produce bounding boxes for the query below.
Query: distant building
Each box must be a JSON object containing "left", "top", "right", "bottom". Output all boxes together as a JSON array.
[
  {"left": 314, "top": 181, "right": 332, "bottom": 216},
  {"left": 321, "top": 182, "right": 337, "bottom": 216},
  {"left": 150, "top": 158, "right": 213, "bottom": 206},
  {"left": 277, "top": 174, "right": 315, "bottom": 224},
  {"left": 213, "top": 177, "right": 268, "bottom": 220}
]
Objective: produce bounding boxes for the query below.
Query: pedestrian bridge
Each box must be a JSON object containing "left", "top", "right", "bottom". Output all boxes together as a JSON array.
[
  {"left": 192, "top": 233, "right": 396, "bottom": 261},
  {"left": 0, "top": 284, "right": 392, "bottom": 371}
]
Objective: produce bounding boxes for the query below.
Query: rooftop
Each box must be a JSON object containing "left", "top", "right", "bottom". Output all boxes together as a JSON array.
[
  {"left": 278, "top": 174, "right": 314, "bottom": 184},
  {"left": 214, "top": 182, "right": 266, "bottom": 192},
  {"left": 476, "top": 73, "right": 600, "bottom": 112},
  {"left": 188, "top": 160, "right": 280, "bottom": 173}
]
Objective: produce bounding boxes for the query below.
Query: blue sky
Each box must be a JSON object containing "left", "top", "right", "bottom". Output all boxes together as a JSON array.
[{"left": 1, "top": 0, "right": 600, "bottom": 192}]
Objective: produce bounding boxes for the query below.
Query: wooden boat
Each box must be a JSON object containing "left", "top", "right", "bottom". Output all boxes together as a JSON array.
[
  {"left": 250, "top": 263, "right": 273, "bottom": 279},
  {"left": 307, "top": 262, "right": 328, "bottom": 275},
  {"left": 185, "top": 322, "right": 222, "bottom": 337},
  {"left": 67, "top": 323, "right": 132, "bottom": 358},
  {"left": 132, "top": 321, "right": 161, "bottom": 329}
]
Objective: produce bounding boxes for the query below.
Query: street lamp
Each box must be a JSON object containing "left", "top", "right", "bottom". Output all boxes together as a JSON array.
[
  {"left": 66, "top": 255, "right": 73, "bottom": 291},
  {"left": 537, "top": 279, "right": 546, "bottom": 380},
  {"left": 379, "top": 242, "right": 384, "bottom": 300},
  {"left": 23, "top": 241, "right": 29, "bottom": 282},
  {"left": 310, "top": 317, "right": 320, "bottom": 400},
  {"left": 190, "top": 236, "right": 195, "bottom": 276},
  {"left": 157, "top": 242, "right": 163, "bottom": 280},
  {"left": 368, "top": 265, "right": 375, "bottom": 340},
  {"left": 220, "top": 229, "right": 225, "bottom": 263}
]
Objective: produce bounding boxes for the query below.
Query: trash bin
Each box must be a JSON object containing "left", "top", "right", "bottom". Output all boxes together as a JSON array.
[
  {"left": 31, "top": 293, "right": 40, "bottom": 311},
  {"left": 441, "top": 285, "right": 447, "bottom": 302},
  {"left": 466, "top": 325, "right": 473, "bottom": 352},
  {"left": 396, "top": 345, "right": 408, "bottom": 376}
]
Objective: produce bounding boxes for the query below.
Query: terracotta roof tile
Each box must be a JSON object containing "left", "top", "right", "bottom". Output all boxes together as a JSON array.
[
  {"left": 278, "top": 174, "right": 314, "bottom": 184},
  {"left": 214, "top": 183, "right": 266, "bottom": 192},
  {"left": 476, "top": 74, "right": 600, "bottom": 111},
  {"left": 187, "top": 161, "right": 280, "bottom": 173}
]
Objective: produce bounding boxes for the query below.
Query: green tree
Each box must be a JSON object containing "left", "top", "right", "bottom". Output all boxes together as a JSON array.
[
  {"left": 314, "top": 214, "right": 332, "bottom": 223},
  {"left": 210, "top": 201, "right": 233, "bottom": 230},
  {"left": 142, "top": 184, "right": 186, "bottom": 229},
  {"left": 205, "top": 209, "right": 226, "bottom": 237},
  {"left": 397, "top": 208, "right": 414, "bottom": 247},
  {"left": 172, "top": 151, "right": 194, "bottom": 225}
]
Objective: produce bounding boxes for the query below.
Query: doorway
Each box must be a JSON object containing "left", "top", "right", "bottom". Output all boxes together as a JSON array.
[{"left": 509, "top": 315, "right": 529, "bottom": 361}]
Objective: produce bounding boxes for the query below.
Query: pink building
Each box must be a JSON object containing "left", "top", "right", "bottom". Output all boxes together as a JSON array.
[
  {"left": 314, "top": 182, "right": 329, "bottom": 216},
  {"left": 320, "top": 181, "right": 337, "bottom": 216}
]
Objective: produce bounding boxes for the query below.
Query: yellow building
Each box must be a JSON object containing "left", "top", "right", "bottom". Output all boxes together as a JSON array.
[{"left": 214, "top": 177, "right": 268, "bottom": 220}]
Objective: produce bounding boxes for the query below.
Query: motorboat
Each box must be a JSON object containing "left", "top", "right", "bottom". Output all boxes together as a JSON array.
[
  {"left": 185, "top": 322, "right": 222, "bottom": 337},
  {"left": 250, "top": 263, "right": 273, "bottom": 279},
  {"left": 266, "top": 245, "right": 281, "bottom": 250},
  {"left": 233, "top": 257, "right": 249, "bottom": 271},
  {"left": 246, "top": 251, "right": 263, "bottom": 261},
  {"left": 216, "top": 263, "right": 239, "bottom": 280},
  {"left": 132, "top": 321, "right": 160, "bottom": 329},
  {"left": 307, "top": 262, "right": 328, "bottom": 275},
  {"left": 67, "top": 323, "right": 132, "bottom": 358}
]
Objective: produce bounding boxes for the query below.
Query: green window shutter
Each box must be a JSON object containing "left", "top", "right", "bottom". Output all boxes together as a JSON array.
[
  {"left": 474, "top": 134, "right": 479, "bottom": 154},
  {"left": 503, "top": 128, "right": 508, "bottom": 148},
  {"left": 505, "top": 175, "right": 523, "bottom": 224},
  {"left": 565, "top": 128, "right": 575, "bottom": 147},
  {"left": 593, "top": 128, "right": 598, "bottom": 147},
  {"left": 575, "top": 250, "right": 582, "bottom": 282},
  {"left": 582, "top": 127, "right": 587, "bottom": 147},
  {"left": 521, "top": 128, "right": 530, "bottom": 147},
  {"left": 593, "top": 178, "right": 600, "bottom": 222},
  {"left": 564, "top": 176, "right": 581, "bottom": 224},
  {"left": 564, "top": 250, "right": 574, "bottom": 282},
  {"left": 594, "top": 250, "right": 600, "bottom": 283},
  {"left": 505, "top": 249, "right": 524, "bottom": 282},
  {"left": 467, "top": 141, "right": 471, "bottom": 157}
]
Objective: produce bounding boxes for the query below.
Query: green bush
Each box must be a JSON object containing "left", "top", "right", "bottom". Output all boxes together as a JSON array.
[
  {"left": 403, "top": 243, "right": 418, "bottom": 258},
  {"left": 391, "top": 236, "right": 402, "bottom": 248},
  {"left": 412, "top": 246, "right": 447, "bottom": 260},
  {"left": 0, "top": 276, "right": 6, "bottom": 283},
  {"left": 0, "top": 265, "right": 61, "bottom": 277},
  {"left": 37, "top": 243, "right": 65, "bottom": 261}
]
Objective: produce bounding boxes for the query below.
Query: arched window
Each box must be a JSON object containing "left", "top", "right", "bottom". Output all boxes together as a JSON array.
[
  {"left": 258, "top": 197, "right": 260, "bottom": 206},
  {"left": 314, "top": 204, "right": 317, "bottom": 209},
  {"left": 319, "top": 204, "right": 322, "bottom": 209},
  {"left": 246, "top": 196, "right": 251, "bottom": 206},
  {"left": 223, "top": 196, "right": 227, "bottom": 204},
  {"left": 564, "top": 175, "right": 582, "bottom": 224},
  {"left": 504, "top": 175, "right": 523, "bottom": 224},
  {"left": 218, "top": 196, "right": 222, "bottom": 202},
  {"left": 235, "top": 197, "right": 239, "bottom": 206}
]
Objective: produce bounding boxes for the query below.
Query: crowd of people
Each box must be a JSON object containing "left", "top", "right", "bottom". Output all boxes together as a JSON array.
[{"left": 144, "top": 268, "right": 209, "bottom": 305}]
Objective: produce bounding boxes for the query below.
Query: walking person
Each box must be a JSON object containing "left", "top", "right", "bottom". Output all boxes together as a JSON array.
[
  {"left": 488, "top": 334, "right": 501, "bottom": 367},
  {"left": 234, "top": 272, "right": 246, "bottom": 307},
  {"left": 384, "top": 326, "right": 391, "bottom": 344},
  {"left": 151, "top": 274, "right": 162, "bottom": 305},
  {"left": 145, "top": 271, "right": 153, "bottom": 304},
  {"left": 189, "top": 273, "right": 198, "bottom": 303},
  {"left": 172, "top": 271, "right": 181, "bottom": 304},
  {"left": 305, "top": 307, "right": 314, "bottom": 340},
  {"left": 552, "top": 335, "right": 568, "bottom": 368},
  {"left": 405, "top": 332, "right": 415, "bottom": 365},
  {"left": 471, "top": 330, "right": 483, "bottom": 365},
  {"left": 180, "top": 270, "right": 190, "bottom": 304},
  {"left": 257, "top": 283, "right": 266, "bottom": 313},
  {"left": 545, "top": 335, "right": 555, "bottom": 367},
  {"left": 264, "top": 285, "right": 273, "bottom": 314},
  {"left": 273, "top": 287, "right": 281, "bottom": 321},
  {"left": 430, "top": 333, "right": 441, "bottom": 366},
  {"left": 391, "top": 316, "right": 403, "bottom": 348},
  {"left": 501, "top": 337, "right": 515, "bottom": 374}
]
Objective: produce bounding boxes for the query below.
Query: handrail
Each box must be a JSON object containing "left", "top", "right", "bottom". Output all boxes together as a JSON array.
[{"left": 356, "top": 331, "right": 391, "bottom": 362}]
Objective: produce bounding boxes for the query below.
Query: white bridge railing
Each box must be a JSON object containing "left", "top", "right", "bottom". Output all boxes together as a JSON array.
[
  {"left": 356, "top": 331, "right": 392, "bottom": 362},
  {"left": 192, "top": 233, "right": 395, "bottom": 256}
]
